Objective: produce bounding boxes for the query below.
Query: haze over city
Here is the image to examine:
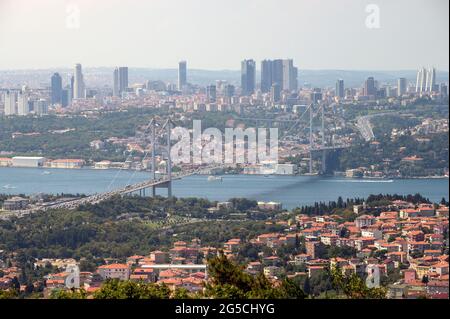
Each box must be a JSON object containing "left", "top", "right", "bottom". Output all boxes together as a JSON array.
[{"left": 0, "top": 0, "right": 448, "bottom": 71}]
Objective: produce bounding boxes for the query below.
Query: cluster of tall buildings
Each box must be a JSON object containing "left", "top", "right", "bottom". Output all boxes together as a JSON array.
[
  {"left": 416, "top": 67, "right": 437, "bottom": 93},
  {"left": 113, "top": 67, "right": 129, "bottom": 97},
  {"left": 241, "top": 59, "right": 298, "bottom": 97},
  {"left": 3, "top": 88, "right": 48, "bottom": 116},
  {"left": 50, "top": 63, "right": 88, "bottom": 108}
]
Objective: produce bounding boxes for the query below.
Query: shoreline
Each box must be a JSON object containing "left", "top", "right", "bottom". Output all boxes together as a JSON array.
[{"left": 0, "top": 166, "right": 449, "bottom": 180}]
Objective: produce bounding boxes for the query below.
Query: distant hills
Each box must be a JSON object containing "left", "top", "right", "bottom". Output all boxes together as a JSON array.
[{"left": 0, "top": 67, "right": 448, "bottom": 89}]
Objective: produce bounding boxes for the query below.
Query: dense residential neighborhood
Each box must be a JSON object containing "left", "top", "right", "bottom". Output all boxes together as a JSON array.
[{"left": 1, "top": 195, "right": 448, "bottom": 299}]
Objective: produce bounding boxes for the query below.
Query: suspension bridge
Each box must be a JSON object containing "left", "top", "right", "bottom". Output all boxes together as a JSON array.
[{"left": 6, "top": 102, "right": 350, "bottom": 216}]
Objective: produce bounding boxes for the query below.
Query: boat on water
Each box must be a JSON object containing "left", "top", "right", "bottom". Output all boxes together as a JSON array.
[
  {"left": 41, "top": 171, "right": 52, "bottom": 175},
  {"left": 207, "top": 176, "right": 223, "bottom": 182}
]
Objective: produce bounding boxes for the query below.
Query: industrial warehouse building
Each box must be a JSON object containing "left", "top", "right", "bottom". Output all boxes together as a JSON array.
[{"left": 11, "top": 156, "right": 46, "bottom": 168}]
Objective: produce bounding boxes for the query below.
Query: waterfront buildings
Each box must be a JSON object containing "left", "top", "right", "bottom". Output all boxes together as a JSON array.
[
  {"left": 2, "top": 196, "right": 29, "bottom": 211},
  {"left": 49, "top": 159, "right": 85, "bottom": 169},
  {"left": 11, "top": 156, "right": 46, "bottom": 168}
]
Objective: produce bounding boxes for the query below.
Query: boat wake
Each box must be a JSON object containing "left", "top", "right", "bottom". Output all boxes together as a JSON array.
[{"left": 2, "top": 184, "right": 17, "bottom": 189}]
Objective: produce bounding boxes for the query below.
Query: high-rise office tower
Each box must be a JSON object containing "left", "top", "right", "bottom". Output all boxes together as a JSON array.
[
  {"left": 426, "top": 67, "right": 436, "bottom": 92},
  {"left": 51, "top": 73, "right": 63, "bottom": 105},
  {"left": 73, "top": 63, "right": 85, "bottom": 99},
  {"left": 118, "top": 67, "right": 128, "bottom": 94},
  {"left": 336, "top": 79, "right": 345, "bottom": 98},
  {"left": 261, "top": 60, "right": 273, "bottom": 93},
  {"left": 272, "top": 59, "right": 284, "bottom": 88},
  {"left": 397, "top": 78, "right": 407, "bottom": 96},
  {"left": 440, "top": 83, "right": 448, "bottom": 97},
  {"left": 206, "top": 85, "right": 217, "bottom": 103},
  {"left": 4, "top": 91, "right": 17, "bottom": 115},
  {"left": 113, "top": 68, "right": 120, "bottom": 97},
  {"left": 385, "top": 86, "right": 394, "bottom": 98},
  {"left": 282, "top": 59, "right": 298, "bottom": 92},
  {"left": 17, "top": 92, "right": 29, "bottom": 115},
  {"left": 178, "top": 61, "right": 187, "bottom": 91},
  {"left": 70, "top": 75, "right": 75, "bottom": 98},
  {"left": 364, "top": 77, "right": 376, "bottom": 96},
  {"left": 416, "top": 67, "right": 427, "bottom": 93},
  {"left": 61, "top": 89, "right": 70, "bottom": 107},
  {"left": 241, "top": 59, "right": 256, "bottom": 96}
]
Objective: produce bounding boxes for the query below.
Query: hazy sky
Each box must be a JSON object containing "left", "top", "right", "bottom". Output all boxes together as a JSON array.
[{"left": 0, "top": 0, "right": 448, "bottom": 70}]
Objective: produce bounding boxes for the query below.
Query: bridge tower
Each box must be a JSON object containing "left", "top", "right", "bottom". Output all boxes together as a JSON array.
[
  {"left": 147, "top": 118, "right": 173, "bottom": 198},
  {"left": 151, "top": 118, "right": 157, "bottom": 197},
  {"left": 309, "top": 103, "right": 328, "bottom": 175},
  {"left": 309, "top": 104, "right": 313, "bottom": 174},
  {"left": 321, "top": 104, "right": 327, "bottom": 174},
  {"left": 165, "top": 119, "right": 173, "bottom": 198}
]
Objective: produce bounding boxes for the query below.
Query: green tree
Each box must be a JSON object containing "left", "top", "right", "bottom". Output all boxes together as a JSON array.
[
  {"left": 93, "top": 280, "right": 171, "bottom": 299},
  {"left": 330, "top": 266, "right": 386, "bottom": 299},
  {"left": 50, "top": 288, "right": 87, "bottom": 299}
]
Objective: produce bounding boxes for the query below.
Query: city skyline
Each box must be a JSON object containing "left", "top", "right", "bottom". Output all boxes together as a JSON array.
[{"left": 0, "top": 0, "right": 448, "bottom": 71}]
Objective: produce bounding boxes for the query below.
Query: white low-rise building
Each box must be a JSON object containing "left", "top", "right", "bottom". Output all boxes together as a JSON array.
[{"left": 12, "top": 156, "right": 45, "bottom": 168}]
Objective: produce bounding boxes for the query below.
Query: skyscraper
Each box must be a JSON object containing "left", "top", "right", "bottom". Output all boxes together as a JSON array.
[
  {"left": 364, "top": 77, "right": 376, "bottom": 96},
  {"left": 282, "top": 59, "right": 298, "bottom": 92},
  {"left": 178, "top": 61, "right": 187, "bottom": 91},
  {"left": 241, "top": 59, "right": 256, "bottom": 96},
  {"left": 113, "top": 68, "right": 119, "bottom": 97},
  {"left": 272, "top": 59, "right": 284, "bottom": 88},
  {"left": 397, "top": 78, "right": 407, "bottom": 96},
  {"left": 17, "top": 92, "right": 29, "bottom": 115},
  {"left": 4, "top": 91, "right": 17, "bottom": 115},
  {"left": 118, "top": 67, "right": 128, "bottom": 94},
  {"left": 51, "top": 73, "right": 63, "bottom": 105},
  {"left": 416, "top": 67, "right": 427, "bottom": 93},
  {"left": 61, "top": 89, "right": 70, "bottom": 107},
  {"left": 73, "top": 63, "right": 85, "bottom": 99},
  {"left": 336, "top": 79, "right": 345, "bottom": 98},
  {"left": 261, "top": 60, "right": 273, "bottom": 93},
  {"left": 439, "top": 83, "right": 448, "bottom": 97},
  {"left": 426, "top": 67, "right": 436, "bottom": 92}
]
